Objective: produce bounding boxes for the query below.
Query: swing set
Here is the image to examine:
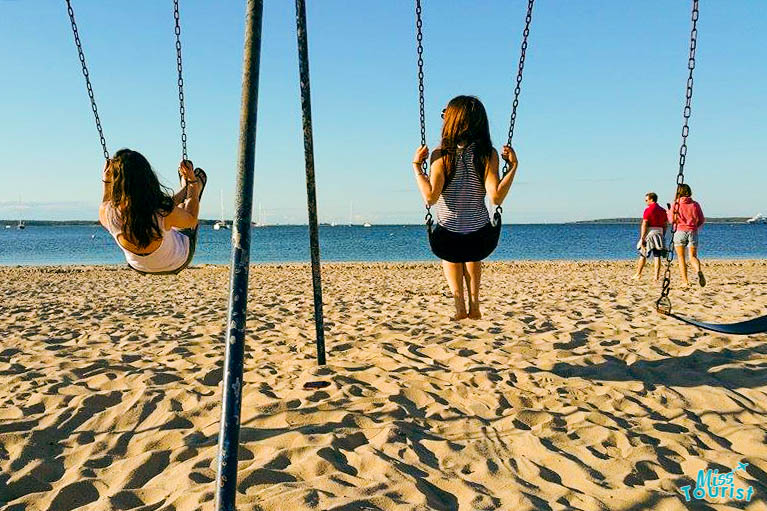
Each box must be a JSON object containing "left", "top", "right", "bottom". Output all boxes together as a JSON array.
[{"left": 63, "top": 1, "right": 766, "bottom": 509}]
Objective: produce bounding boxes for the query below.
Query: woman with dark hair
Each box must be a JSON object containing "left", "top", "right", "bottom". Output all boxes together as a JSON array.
[
  {"left": 98, "top": 149, "right": 207, "bottom": 274},
  {"left": 412, "top": 96, "right": 518, "bottom": 320},
  {"left": 667, "top": 183, "right": 705, "bottom": 287}
]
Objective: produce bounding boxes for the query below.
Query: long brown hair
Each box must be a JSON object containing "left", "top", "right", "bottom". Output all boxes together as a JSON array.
[
  {"left": 440, "top": 95, "right": 493, "bottom": 183},
  {"left": 108, "top": 149, "right": 174, "bottom": 248},
  {"left": 676, "top": 183, "right": 692, "bottom": 198}
]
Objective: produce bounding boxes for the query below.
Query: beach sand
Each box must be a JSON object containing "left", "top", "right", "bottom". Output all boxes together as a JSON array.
[{"left": 1, "top": 261, "right": 765, "bottom": 511}]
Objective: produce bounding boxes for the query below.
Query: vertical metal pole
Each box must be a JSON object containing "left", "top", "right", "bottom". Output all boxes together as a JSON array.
[
  {"left": 295, "top": 0, "right": 327, "bottom": 366},
  {"left": 214, "top": 1, "right": 263, "bottom": 509}
]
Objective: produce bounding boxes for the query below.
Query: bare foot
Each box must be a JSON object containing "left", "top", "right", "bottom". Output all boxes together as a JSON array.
[
  {"left": 468, "top": 308, "right": 482, "bottom": 320},
  {"left": 631, "top": 274, "right": 640, "bottom": 280},
  {"left": 451, "top": 313, "right": 469, "bottom": 321}
]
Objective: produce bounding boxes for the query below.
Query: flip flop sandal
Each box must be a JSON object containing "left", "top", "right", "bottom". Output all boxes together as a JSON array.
[{"left": 192, "top": 168, "right": 207, "bottom": 201}]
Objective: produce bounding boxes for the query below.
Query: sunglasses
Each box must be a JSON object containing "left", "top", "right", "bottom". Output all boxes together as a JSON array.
[{"left": 441, "top": 108, "right": 446, "bottom": 119}]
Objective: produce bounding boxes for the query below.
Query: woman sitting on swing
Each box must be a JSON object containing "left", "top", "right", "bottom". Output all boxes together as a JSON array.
[
  {"left": 412, "top": 95, "right": 518, "bottom": 320},
  {"left": 99, "top": 149, "right": 207, "bottom": 275}
]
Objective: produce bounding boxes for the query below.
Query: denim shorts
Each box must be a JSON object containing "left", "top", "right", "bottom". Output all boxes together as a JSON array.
[{"left": 673, "top": 230, "right": 699, "bottom": 247}]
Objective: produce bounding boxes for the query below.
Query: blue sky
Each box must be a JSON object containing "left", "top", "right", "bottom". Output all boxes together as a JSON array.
[{"left": 1, "top": 1, "right": 765, "bottom": 223}]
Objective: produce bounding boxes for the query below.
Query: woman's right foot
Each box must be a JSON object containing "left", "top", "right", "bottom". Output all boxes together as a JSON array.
[
  {"left": 698, "top": 271, "right": 706, "bottom": 287},
  {"left": 468, "top": 306, "right": 482, "bottom": 320}
]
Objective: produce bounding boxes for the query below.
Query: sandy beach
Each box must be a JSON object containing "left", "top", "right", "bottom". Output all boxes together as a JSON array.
[{"left": 1, "top": 260, "right": 765, "bottom": 511}]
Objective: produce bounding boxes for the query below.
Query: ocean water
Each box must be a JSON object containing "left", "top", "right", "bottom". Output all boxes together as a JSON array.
[{"left": 0, "top": 223, "right": 765, "bottom": 266}]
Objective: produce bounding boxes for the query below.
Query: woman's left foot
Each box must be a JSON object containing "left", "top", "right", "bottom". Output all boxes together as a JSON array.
[
  {"left": 193, "top": 168, "right": 207, "bottom": 200},
  {"left": 468, "top": 308, "right": 482, "bottom": 320},
  {"left": 698, "top": 271, "right": 706, "bottom": 287}
]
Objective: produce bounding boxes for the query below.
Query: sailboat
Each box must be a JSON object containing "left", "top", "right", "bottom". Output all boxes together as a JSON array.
[
  {"left": 213, "top": 190, "right": 230, "bottom": 230},
  {"left": 252, "top": 202, "right": 265, "bottom": 227},
  {"left": 746, "top": 213, "right": 767, "bottom": 224},
  {"left": 16, "top": 196, "right": 25, "bottom": 229}
]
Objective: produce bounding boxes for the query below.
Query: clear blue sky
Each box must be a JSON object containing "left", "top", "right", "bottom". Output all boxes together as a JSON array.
[{"left": 1, "top": 1, "right": 765, "bottom": 223}]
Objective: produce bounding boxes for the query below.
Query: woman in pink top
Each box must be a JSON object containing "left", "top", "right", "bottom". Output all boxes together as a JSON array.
[{"left": 667, "top": 183, "right": 705, "bottom": 287}]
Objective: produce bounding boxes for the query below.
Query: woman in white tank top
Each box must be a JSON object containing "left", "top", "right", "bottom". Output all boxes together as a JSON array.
[
  {"left": 411, "top": 96, "right": 519, "bottom": 320},
  {"left": 98, "top": 149, "right": 206, "bottom": 274}
]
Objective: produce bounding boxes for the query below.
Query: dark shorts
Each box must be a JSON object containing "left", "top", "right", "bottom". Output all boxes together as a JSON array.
[{"left": 428, "top": 221, "right": 500, "bottom": 263}]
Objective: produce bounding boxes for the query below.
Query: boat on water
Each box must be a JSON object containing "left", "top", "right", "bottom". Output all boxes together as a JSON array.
[
  {"left": 363, "top": 222, "right": 372, "bottom": 227},
  {"left": 17, "top": 220, "right": 25, "bottom": 230},
  {"left": 252, "top": 203, "right": 266, "bottom": 227},
  {"left": 746, "top": 213, "right": 767, "bottom": 224},
  {"left": 213, "top": 190, "right": 230, "bottom": 230}
]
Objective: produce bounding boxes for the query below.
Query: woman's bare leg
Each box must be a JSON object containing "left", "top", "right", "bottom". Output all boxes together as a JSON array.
[
  {"left": 653, "top": 256, "right": 662, "bottom": 281},
  {"left": 442, "top": 260, "right": 467, "bottom": 320},
  {"left": 464, "top": 261, "right": 482, "bottom": 319},
  {"left": 675, "top": 245, "right": 690, "bottom": 286},
  {"left": 172, "top": 186, "right": 188, "bottom": 207},
  {"left": 689, "top": 246, "right": 704, "bottom": 286}
]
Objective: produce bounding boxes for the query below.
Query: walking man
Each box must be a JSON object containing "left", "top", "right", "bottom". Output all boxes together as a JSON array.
[{"left": 632, "top": 192, "right": 667, "bottom": 281}]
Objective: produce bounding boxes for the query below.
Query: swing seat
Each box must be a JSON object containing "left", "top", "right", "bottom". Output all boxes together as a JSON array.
[
  {"left": 427, "top": 210, "right": 502, "bottom": 263},
  {"left": 657, "top": 297, "right": 767, "bottom": 335},
  {"left": 666, "top": 312, "right": 767, "bottom": 335}
]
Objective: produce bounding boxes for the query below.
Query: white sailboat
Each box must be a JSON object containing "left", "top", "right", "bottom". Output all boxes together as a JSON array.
[
  {"left": 213, "top": 190, "right": 230, "bottom": 230},
  {"left": 746, "top": 213, "right": 767, "bottom": 224},
  {"left": 252, "top": 202, "right": 265, "bottom": 227},
  {"left": 16, "top": 196, "right": 25, "bottom": 230}
]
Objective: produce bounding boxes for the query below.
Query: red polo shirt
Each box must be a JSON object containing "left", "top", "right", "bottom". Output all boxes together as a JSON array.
[{"left": 643, "top": 202, "right": 667, "bottom": 228}]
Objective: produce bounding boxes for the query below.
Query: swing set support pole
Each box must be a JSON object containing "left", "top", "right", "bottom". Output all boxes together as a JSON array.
[
  {"left": 295, "top": 0, "right": 327, "bottom": 366},
  {"left": 214, "top": 1, "right": 263, "bottom": 509}
]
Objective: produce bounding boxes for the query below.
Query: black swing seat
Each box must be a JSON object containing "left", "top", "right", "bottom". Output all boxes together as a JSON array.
[
  {"left": 427, "top": 209, "right": 502, "bottom": 263},
  {"left": 666, "top": 313, "right": 767, "bottom": 335}
]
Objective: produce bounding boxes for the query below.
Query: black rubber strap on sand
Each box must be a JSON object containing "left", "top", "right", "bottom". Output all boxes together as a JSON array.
[{"left": 669, "top": 313, "right": 767, "bottom": 335}]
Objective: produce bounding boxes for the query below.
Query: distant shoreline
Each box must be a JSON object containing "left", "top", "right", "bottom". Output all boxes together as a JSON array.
[{"left": 0, "top": 217, "right": 754, "bottom": 226}]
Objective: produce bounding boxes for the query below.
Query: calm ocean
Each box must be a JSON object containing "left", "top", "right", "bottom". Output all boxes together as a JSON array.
[{"left": 0, "top": 223, "right": 765, "bottom": 266}]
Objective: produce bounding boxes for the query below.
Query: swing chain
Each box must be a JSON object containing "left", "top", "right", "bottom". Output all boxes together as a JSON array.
[
  {"left": 174, "top": 0, "right": 188, "bottom": 161},
  {"left": 415, "top": 0, "right": 429, "bottom": 215},
  {"left": 502, "top": 0, "right": 534, "bottom": 178},
  {"left": 66, "top": 0, "right": 110, "bottom": 161},
  {"left": 658, "top": 0, "right": 699, "bottom": 313}
]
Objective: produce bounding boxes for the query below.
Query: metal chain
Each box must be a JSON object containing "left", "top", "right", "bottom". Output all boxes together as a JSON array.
[
  {"left": 415, "top": 0, "right": 431, "bottom": 221},
  {"left": 502, "top": 0, "right": 535, "bottom": 177},
  {"left": 173, "top": 0, "right": 188, "bottom": 161},
  {"left": 65, "top": 0, "right": 109, "bottom": 161},
  {"left": 657, "top": 0, "right": 699, "bottom": 314}
]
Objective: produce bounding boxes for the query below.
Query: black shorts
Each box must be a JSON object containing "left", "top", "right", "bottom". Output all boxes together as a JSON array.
[{"left": 428, "top": 221, "right": 501, "bottom": 263}]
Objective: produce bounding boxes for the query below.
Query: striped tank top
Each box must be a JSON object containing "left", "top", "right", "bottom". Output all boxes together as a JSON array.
[{"left": 435, "top": 142, "right": 490, "bottom": 233}]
